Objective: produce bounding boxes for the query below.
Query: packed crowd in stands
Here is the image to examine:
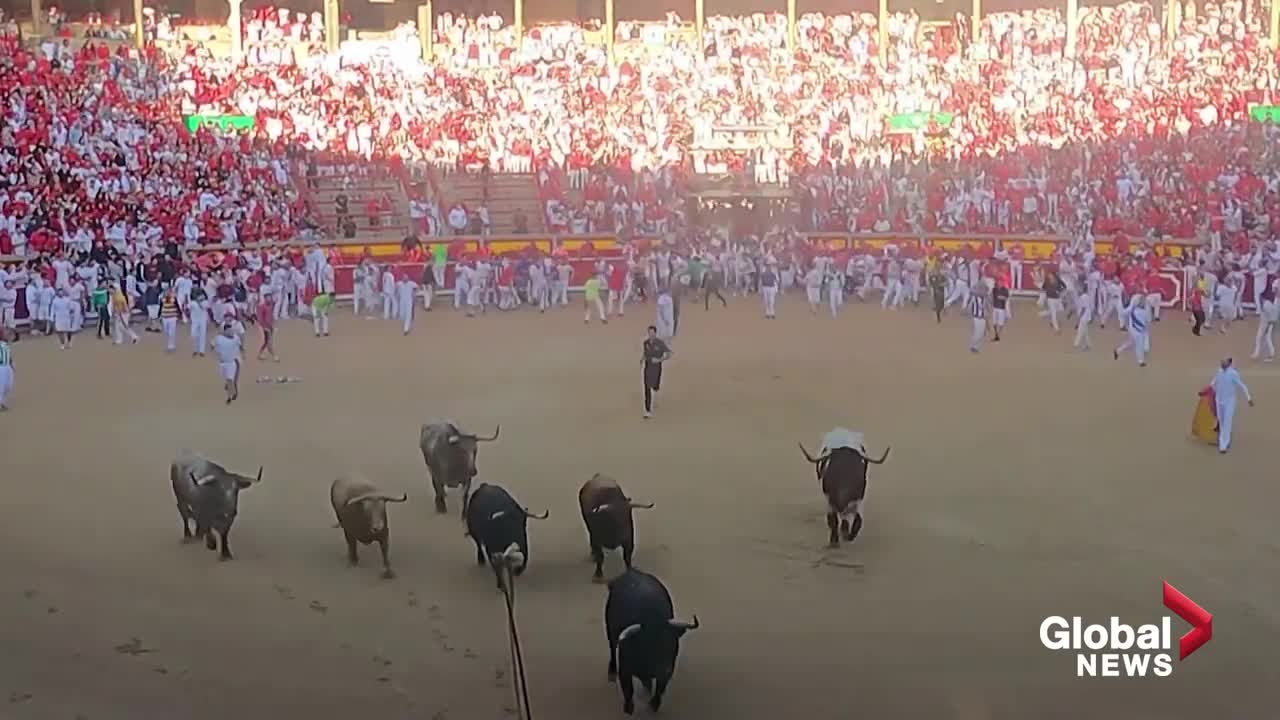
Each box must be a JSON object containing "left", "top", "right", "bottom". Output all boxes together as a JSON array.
[{"left": 2, "top": 1, "right": 1280, "bottom": 266}]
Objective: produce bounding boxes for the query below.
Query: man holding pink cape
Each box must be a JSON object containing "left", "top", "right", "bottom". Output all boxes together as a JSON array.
[{"left": 1194, "top": 359, "right": 1254, "bottom": 454}]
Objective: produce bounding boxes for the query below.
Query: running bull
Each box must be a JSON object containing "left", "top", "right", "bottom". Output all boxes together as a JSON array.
[
  {"left": 797, "top": 428, "right": 890, "bottom": 546},
  {"left": 463, "top": 482, "right": 549, "bottom": 589},
  {"left": 604, "top": 569, "right": 700, "bottom": 715},
  {"left": 170, "top": 450, "right": 263, "bottom": 561},
  {"left": 579, "top": 474, "right": 654, "bottom": 582},
  {"left": 418, "top": 421, "right": 500, "bottom": 517},
  {"left": 330, "top": 476, "right": 407, "bottom": 579}
]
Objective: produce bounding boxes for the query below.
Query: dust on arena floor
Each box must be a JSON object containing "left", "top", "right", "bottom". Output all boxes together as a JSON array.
[{"left": 2, "top": 295, "right": 1277, "bottom": 720}]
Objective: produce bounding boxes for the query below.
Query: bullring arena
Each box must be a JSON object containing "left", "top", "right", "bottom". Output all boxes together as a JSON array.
[
  {"left": 6, "top": 0, "right": 1280, "bottom": 715},
  {"left": 3, "top": 284, "right": 1278, "bottom": 719}
]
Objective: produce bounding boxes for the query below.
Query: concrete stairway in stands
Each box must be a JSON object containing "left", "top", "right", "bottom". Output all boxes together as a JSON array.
[
  {"left": 437, "top": 172, "right": 544, "bottom": 234},
  {"left": 307, "top": 171, "right": 411, "bottom": 243}
]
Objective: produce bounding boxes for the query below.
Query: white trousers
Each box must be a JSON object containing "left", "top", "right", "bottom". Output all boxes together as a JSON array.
[
  {"left": 0, "top": 365, "right": 12, "bottom": 407},
  {"left": 584, "top": 297, "right": 606, "bottom": 322},
  {"left": 1117, "top": 330, "right": 1149, "bottom": 365},
  {"left": 0, "top": 306, "right": 14, "bottom": 329},
  {"left": 829, "top": 286, "right": 844, "bottom": 318},
  {"left": 1146, "top": 292, "right": 1162, "bottom": 320},
  {"left": 607, "top": 289, "right": 626, "bottom": 316},
  {"left": 274, "top": 292, "right": 289, "bottom": 320},
  {"left": 190, "top": 317, "right": 208, "bottom": 354},
  {"left": 1045, "top": 298, "right": 1062, "bottom": 331},
  {"left": 1073, "top": 313, "right": 1092, "bottom": 349},
  {"left": 881, "top": 279, "right": 900, "bottom": 309},
  {"left": 114, "top": 314, "right": 139, "bottom": 345},
  {"left": 858, "top": 272, "right": 873, "bottom": 299},
  {"left": 163, "top": 317, "right": 178, "bottom": 351},
  {"left": 555, "top": 282, "right": 569, "bottom": 306},
  {"left": 1099, "top": 297, "right": 1125, "bottom": 328},
  {"left": 400, "top": 303, "right": 413, "bottom": 334},
  {"left": 454, "top": 281, "right": 469, "bottom": 310},
  {"left": 806, "top": 287, "right": 821, "bottom": 307},
  {"left": 969, "top": 317, "right": 985, "bottom": 351},
  {"left": 1253, "top": 318, "right": 1275, "bottom": 360},
  {"left": 383, "top": 292, "right": 397, "bottom": 320},
  {"left": 1216, "top": 303, "right": 1236, "bottom": 326},
  {"left": 945, "top": 282, "right": 969, "bottom": 309},
  {"left": 498, "top": 287, "right": 516, "bottom": 310},
  {"left": 531, "top": 282, "right": 548, "bottom": 311},
  {"left": 355, "top": 284, "right": 376, "bottom": 315},
  {"left": 313, "top": 306, "right": 330, "bottom": 336},
  {"left": 762, "top": 286, "right": 778, "bottom": 317},
  {"left": 1216, "top": 398, "right": 1236, "bottom": 452}
]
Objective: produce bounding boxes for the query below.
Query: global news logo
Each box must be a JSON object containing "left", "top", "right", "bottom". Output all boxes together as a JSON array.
[{"left": 1039, "top": 581, "right": 1212, "bottom": 677}]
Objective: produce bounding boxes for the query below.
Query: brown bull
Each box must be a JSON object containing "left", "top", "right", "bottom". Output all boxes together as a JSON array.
[
  {"left": 330, "top": 476, "right": 408, "bottom": 579},
  {"left": 579, "top": 474, "right": 654, "bottom": 582}
]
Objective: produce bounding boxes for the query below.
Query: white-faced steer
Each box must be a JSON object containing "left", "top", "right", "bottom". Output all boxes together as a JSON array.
[
  {"left": 330, "top": 476, "right": 408, "bottom": 579},
  {"left": 798, "top": 429, "right": 890, "bottom": 546},
  {"left": 579, "top": 474, "right": 654, "bottom": 583},
  {"left": 418, "top": 422, "right": 500, "bottom": 518},
  {"left": 170, "top": 451, "right": 263, "bottom": 561}
]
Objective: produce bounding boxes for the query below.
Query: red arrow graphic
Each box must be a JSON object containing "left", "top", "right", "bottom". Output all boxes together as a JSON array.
[{"left": 1163, "top": 581, "right": 1212, "bottom": 660}]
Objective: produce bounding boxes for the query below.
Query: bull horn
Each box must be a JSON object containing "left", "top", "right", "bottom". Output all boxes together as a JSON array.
[
  {"left": 617, "top": 624, "right": 643, "bottom": 642},
  {"left": 797, "top": 443, "right": 825, "bottom": 464},
  {"left": 668, "top": 615, "right": 700, "bottom": 631},
  {"left": 474, "top": 426, "right": 500, "bottom": 442},
  {"left": 190, "top": 471, "right": 217, "bottom": 486},
  {"left": 255, "top": 466, "right": 263, "bottom": 483},
  {"left": 345, "top": 492, "right": 408, "bottom": 506},
  {"left": 590, "top": 504, "right": 614, "bottom": 514},
  {"left": 523, "top": 508, "right": 550, "bottom": 520},
  {"left": 627, "top": 501, "right": 655, "bottom": 510},
  {"left": 490, "top": 510, "right": 507, "bottom": 520},
  {"left": 865, "top": 447, "right": 891, "bottom": 465}
]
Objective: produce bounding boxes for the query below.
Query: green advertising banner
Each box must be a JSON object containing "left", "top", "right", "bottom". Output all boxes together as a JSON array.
[
  {"left": 886, "top": 112, "right": 954, "bottom": 134},
  {"left": 1248, "top": 105, "right": 1280, "bottom": 124},
  {"left": 184, "top": 114, "right": 256, "bottom": 134}
]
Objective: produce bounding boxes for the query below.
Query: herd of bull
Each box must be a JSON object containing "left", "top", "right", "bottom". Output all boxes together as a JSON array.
[{"left": 168, "top": 422, "right": 889, "bottom": 714}]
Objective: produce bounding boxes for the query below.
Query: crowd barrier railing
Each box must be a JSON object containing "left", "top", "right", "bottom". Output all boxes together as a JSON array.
[{"left": 1, "top": 232, "right": 1220, "bottom": 322}]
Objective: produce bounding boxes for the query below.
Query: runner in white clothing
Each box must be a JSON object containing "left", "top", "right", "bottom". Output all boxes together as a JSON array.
[
  {"left": 0, "top": 338, "right": 12, "bottom": 411},
  {"left": 803, "top": 264, "right": 823, "bottom": 314},
  {"left": 1210, "top": 358, "right": 1254, "bottom": 453},
  {"left": 1252, "top": 288, "right": 1278, "bottom": 362},
  {"left": 213, "top": 323, "right": 243, "bottom": 404},
  {"left": 397, "top": 275, "right": 418, "bottom": 335},
  {"left": 1113, "top": 295, "right": 1152, "bottom": 366},
  {"left": 1072, "top": 291, "right": 1093, "bottom": 351}
]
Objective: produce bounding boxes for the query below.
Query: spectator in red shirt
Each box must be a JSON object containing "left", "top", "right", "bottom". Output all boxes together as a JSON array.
[{"left": 256, "top": 289, "right": 278, "bottom": 362}]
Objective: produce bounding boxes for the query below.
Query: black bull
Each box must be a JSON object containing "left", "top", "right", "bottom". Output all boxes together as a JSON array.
[
  {"left": 579, "top": 474, "right": 654, "bottom": 582},
  {"left": 798, "top": 443, "right": 890, "bottom": 546},
  {"left": 464, "top": 482, "right": 550, "bottom": 589}
]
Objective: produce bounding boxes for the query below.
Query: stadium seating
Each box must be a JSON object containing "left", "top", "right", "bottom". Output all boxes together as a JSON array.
[{"left": 1, "top": 0, "right": 1276, "bottom": 259}]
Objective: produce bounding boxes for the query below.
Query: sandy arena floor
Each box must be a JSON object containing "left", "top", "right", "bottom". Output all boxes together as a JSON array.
[{"left": 1, "top": 293, "right": 1278, "bottom": 720}]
